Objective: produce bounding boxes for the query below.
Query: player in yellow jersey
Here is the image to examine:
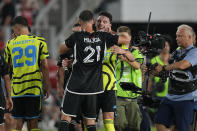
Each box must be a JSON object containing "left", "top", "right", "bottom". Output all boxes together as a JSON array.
[
  {"left": 4, "top": 16, "right": 51, "bottom": 131},
  {"left": 95, "top": 11, "right": 117, "bottom": 131}
]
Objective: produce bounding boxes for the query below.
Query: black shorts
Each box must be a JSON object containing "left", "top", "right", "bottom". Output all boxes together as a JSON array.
[
  {"left": 97, "top": 90, "right": 116, "bottom": 113},
  {"left": 0, "top": 95, "right": 5, "bottom": 125},
  {"left": 12, "top": 96, "right": 41, "bottom": 119},
  {"left": 61, "top": 91, "right": 97, "bottom": 119}
]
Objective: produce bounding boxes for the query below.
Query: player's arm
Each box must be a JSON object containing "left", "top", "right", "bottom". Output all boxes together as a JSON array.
[
  {"left": 56, "top": 43, "right": 68, "bottom": 98},
  {"left": 3, "top": 74, "right": 13, "bottom": 111},
  {"left": 56, "top": 66, "right": 64, "bottom": 98},
  {"left": 105, "top": 32, "right": 130, "bottom": 49},
  {"left": 126, "top": 60, "right": 141, "bottom": 69},
  {"left": 110, "top": 45, "right": 141, "bottom": 69},
  {"left": 1, "top": 56, "right": 13, "bottom": 111},
  {"left": 41, "top": 59, "right": 51, "bottom": 99},
  {"left": 60, "top": 42, "right": 70, "bottom": 55},
  {"left": 40, "top": 40, "right": 51, "bottom": 99},
  {"left": 126, "top": 54, "right": 144, "bottom": 69}
]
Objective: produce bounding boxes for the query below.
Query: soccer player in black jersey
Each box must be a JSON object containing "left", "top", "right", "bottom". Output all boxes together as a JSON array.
[
  {"left": 57, "top": 23, "right": 81, "bottom": 99},
  {"left": 58, "top": 10, "right": 130, "bottom": 131},
  {"left": 57, "top": 23, "right": 82, "bottom": 131},
  {"left": 0, "top": 55, "right": 13, "bottom": 130}
]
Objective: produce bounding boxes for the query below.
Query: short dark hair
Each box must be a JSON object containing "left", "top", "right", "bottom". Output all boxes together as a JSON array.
[
  {"left": 117, "top": 26, "right": 131, "bottom": 36},
  {"left": 79, "top": 10, "right": 94, "bottom": 22},
  {"left": 98, "top": 11, "right": 112, "bottom": 23},
  {"left": 73, "top": 23, "right": 81, "bottom": 27},
  {"left": 11, "top": 16, "right": 28, "bottom": 27},
  {"left": 163, "top": 35, "right": 172, "bottom": 47}
]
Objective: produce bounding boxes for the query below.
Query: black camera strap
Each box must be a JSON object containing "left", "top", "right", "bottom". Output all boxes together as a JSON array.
[
  {"left": 173, "top": 47, "right": 197, "bottom": 77},
  {"left": 173, "top": 47, "right": 194, "bottom": 62},
  {"left": 169, "top": 46, "right": 197, "bottom": 94}
]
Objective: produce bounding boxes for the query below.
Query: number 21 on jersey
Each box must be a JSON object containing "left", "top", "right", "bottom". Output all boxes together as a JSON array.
[
  {"left": 83, "top": 46, "right": 101, "bottom": 63},
  {"left": 12, "top": 45, "right": 37, "bottom": 68}
]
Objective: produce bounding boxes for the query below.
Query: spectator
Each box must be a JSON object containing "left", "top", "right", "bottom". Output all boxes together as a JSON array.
[
  {"left": 0, "top": 0, "right": 15, "bottom": 26},
  {"left": 0, "top": 28, "right": 5, "bottom": 54}
]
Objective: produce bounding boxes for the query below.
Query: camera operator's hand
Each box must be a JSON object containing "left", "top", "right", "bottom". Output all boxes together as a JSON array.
[
  {"left": 154, "top": 64, "right": 163, "bottom": 75},
  {"left": 141, "top": 64, "right": 147, "bottom": 74}
]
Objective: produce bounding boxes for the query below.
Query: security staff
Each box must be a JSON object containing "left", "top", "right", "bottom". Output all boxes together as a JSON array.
[{"left": 154, "top": 24, "right": 197, "bottom": 131}]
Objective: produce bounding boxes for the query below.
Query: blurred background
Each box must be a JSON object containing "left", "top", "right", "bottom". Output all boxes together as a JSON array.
[{"left": 0, "top": 0, "right": 197, "bottom": 130}]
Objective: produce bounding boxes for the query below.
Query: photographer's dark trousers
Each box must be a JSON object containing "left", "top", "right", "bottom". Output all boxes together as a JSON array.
[
  {"left": 155, "top": 98, "right": 194, "bottom": 131},
  {"left": 140, "top": 106, "right": 151, "bottom": 131}
]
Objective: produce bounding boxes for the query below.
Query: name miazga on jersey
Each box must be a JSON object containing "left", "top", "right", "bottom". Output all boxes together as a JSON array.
[{"left": 84, "top": 37, "right": 101, "bottom": 43}]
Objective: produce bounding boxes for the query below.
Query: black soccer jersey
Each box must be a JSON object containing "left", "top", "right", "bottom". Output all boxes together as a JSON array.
[
  {"left": 0, "top": 55, "right": 9, "bottom": 98},
  {"left": 65, "top": 31, "right": 118, "bottom": 94}
]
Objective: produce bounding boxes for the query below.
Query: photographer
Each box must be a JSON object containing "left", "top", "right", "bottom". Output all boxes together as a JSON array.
[
  {"left": 111, "top": 26, "right": 143, "bottom": 131},
  {"left": 147, "top": 38, "right": 171, "bottom": 100},
  {"left": 154, "top": 24, "right": 197, "bottom": 131}
]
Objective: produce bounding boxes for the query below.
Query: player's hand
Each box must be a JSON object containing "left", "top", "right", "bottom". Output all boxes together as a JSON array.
[
  {"left": 105, "top": 24, "right": 111, "bottom": 32},
  {"left": 6, "top": 97, "right": 13, "bottom": 111},
  {"left": 62, "top": 58, "right": 73, "bottom": 69},
  {"left": 43, "top": 88, "right": 50, "bottom": 99},
  {"left": 57, "top": 86, "right": 64, "bottom": 99},
  {"left": 110, "top": 45, "right": 126, "bottom": 55},
  {"left": 118, "top": 55, "right": 126, "bottom": 62},
  {"left": 62, "top": 58, "right": 69, "bottom": 69}
]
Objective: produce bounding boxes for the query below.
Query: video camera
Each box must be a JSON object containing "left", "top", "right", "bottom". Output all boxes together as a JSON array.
[
  {"left": 133, "top": 31, "right": 166, "bottom": 58},
  {"left": 131, "top": 12, "right": 166, "bottom": 58},
  {"left": 120, "top": 82, "right": 161, "bottom": 108}
]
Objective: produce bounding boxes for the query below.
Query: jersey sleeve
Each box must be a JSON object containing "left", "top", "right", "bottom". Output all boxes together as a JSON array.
[
  {"left": 65, "top": 33, "right": 77, "bottom": 48},
  {"left": 40, "top": 40, "right": 49, "bottom": 60},
  {"left": 104, "top": 32, "right": 119, "bottom": 48},
  {"left": 4, "top": 40, "right": 11, "bottom": 64}
]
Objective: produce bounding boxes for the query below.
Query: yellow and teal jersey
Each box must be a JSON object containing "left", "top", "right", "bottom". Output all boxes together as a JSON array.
[
  {"left": 150, "top": 55, "right": 169, "bottom": 97},
  {"left": 116, "top": 45, "right": 143, "bottom": 98},
  {"left": 4, "top": 35, "right": 49, "bottom": 97},
  {"left": 102, "top": 48, "right": 117, "bottom": 91}
]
